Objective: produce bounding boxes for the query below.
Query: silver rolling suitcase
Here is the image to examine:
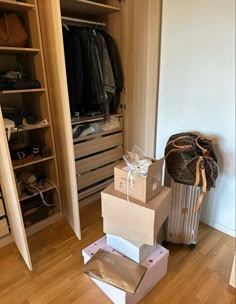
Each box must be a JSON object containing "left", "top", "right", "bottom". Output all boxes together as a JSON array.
[{"left": 165, "top": 180, "right": 202, "bottom": 248}]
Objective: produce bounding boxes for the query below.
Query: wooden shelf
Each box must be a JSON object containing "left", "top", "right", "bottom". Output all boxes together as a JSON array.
[
  {"left": 13, "top": 156, "right": 55, "bottom": 170},
  {"left": 25, "top": 211, "right": 62, "bottom": 237},
  {"left": 11, "top": 123, "right": 49, "bottom": 133},
  {"left": 0, "top": 0, "right": 35, "bottom": 12},
  {"left": 0, "top": 88, "right": 46, "bottom": 94},
  {"left": 60, "top": 0, "right": 121, "bottom": 18},
  {"left": 19, "top": 183, "right": 55, "bottom": 202},
  {"left": 0, "top": 46, "right": 40, "bottom": 54}
]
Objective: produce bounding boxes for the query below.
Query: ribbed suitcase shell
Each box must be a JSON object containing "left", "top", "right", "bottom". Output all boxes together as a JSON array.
[{"left": 166, "top": 180, "right": 202, "bottom": 245}]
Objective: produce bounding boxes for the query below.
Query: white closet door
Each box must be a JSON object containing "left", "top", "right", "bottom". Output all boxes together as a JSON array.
[
  {"left": 37, "top": 0, "right": 81, "bottom": 239},
  {"left": 0, "top": 108, "right": 32, "bottom": 270}
]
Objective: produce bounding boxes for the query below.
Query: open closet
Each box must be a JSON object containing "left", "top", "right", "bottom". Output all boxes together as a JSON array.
[
  {"left": 37, "top": 0, "right": 162, "bottom": 220},
  {"left": 61, "top": 12, "right": 125, "bottom": 207},
  {"left": 0, "top": 0, "right": 162, "bottom": 270}
]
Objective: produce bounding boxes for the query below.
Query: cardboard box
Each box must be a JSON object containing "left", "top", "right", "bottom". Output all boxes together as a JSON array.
[
  {"left": 114, "top": 158, "right": 164, "bottom": 203},
  {"left": 82, "top": 236, "right": 169, "bottom": 304},
  {"left": 101, "top": 184, "right": 171, "bottom": 245},
  {"left": 106, "top": 234, "right": 156, "bottom": 263}
]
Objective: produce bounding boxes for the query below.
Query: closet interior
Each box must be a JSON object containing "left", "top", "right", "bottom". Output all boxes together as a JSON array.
[
  {"left": 38, "top": 0, "right": 125, "bottom": 213},
  {"left": 60, "top": 8, "right": 124, "bottom": 206},
  {"left": 61, "top": 1, "right": 125, "bottom": 206}
]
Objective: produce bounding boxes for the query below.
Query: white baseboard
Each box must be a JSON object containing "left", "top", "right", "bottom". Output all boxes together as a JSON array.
[{"left": 200, "top": 217, "right": 236, "bottom": 238}]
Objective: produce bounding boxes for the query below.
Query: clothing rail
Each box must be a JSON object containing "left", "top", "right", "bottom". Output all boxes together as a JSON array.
[{"left": 61, "top": 16, "right": 106, "bottom": 27}]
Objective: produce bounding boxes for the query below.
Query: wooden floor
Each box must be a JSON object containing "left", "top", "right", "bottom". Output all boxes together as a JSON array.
[{"left": 0, "top": 200, "right": 235, "bottom": 304}]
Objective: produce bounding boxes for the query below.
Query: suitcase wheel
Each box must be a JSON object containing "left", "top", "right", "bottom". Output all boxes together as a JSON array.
[
  {"left": 162, "top": 240, "right": 170, "bottom": 247},
  {"left": 189, "top": 243, "right": 196, "bottom": 250}
]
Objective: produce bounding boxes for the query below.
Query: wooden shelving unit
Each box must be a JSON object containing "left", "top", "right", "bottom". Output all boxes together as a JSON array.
[{"left": 0, "top": 0, "right": 61, "bottom": 270}]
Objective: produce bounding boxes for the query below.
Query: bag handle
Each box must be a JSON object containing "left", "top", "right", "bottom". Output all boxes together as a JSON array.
[
  {"left": 166, "top": 135, "right": 193, "bottom": 148},
  {"left": 195, "top": 135, "right": 213, "bottom": 155},
  {"left": 165, "top": 135, "right": 193, "bottom": 159},
  {"left": 166, "top": 134, "right": 214, "bottom": 159},
  {"left": 194, "top": 156, "right": 207, "bottom": 211},
  {"left": 0, "top": 14, "right": 10, "bottom": 42}
]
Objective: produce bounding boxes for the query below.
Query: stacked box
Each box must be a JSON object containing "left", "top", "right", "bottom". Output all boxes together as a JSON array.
[
  {"left": 102, "top": 183, "right": 171, "bottom": 245},
  {"left": 82, "top": 236, "right": 169, "bottom": 304},
  {"left": 106, "top": 222, "right": 166, "bottom": 264},
  {"left": 82, "top": 157, "right": 170, "bottom": 303},
  {"left": 106, "top": 234, "right": 156, "bottom": 263},
  {"left": 114, "top": 158, "right": 164, "bottom": 203}
]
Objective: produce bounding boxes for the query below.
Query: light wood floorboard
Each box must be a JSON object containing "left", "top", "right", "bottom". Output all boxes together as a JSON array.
[{"left": 0, "top": 200, "right": 235, "bottom": 304}]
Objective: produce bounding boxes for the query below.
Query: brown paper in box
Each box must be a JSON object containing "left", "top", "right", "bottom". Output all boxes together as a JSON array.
[
  {"left": 83, "top": 249, "right": 147, "bottom": 295},
  {"left": 114, "top": 158, "right": 164, "bottom": 203}
]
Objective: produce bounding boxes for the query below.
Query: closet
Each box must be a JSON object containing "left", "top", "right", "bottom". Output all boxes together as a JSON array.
[
  {"left": 37, "top": 0, "right": 162, "bottom": 204},
  {"left": 0, "top": 0, "right": 162, "bottom": 270}
]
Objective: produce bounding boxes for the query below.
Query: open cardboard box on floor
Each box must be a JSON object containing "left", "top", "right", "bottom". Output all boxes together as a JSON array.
[
  {"left": 101, "top": 184, "right": 171, "bottom": 246},
  {"left": 114, "top": 158, "right": 164, "bottom": 203},
  {"left": 82, "top": 236, "right": 169, "bottom": 304}
]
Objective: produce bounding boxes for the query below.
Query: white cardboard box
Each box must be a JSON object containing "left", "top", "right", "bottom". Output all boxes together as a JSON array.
[
  {"left": 102, "top": 184, "right": 171, "bottom": 245},
  {"left": 114, "top": 158, "right": 164, "bottom": 203},
  {"left": 106, "top": 234, "right": 156, "bottom": 263},
  {"left": 82, "top": 236, "right": 169, "bottom": 304}
]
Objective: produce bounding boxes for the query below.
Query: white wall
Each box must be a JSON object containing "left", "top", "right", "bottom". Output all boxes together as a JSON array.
[{"left": 156, "top": 0, "right": 235, "bottom": 237}]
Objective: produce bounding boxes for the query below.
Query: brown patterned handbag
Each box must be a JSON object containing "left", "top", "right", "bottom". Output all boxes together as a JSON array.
[
  {"left": 0, "top": 13, "right": 27, "bottom": 47},
  {"left": 164, "top": 132, "right": 219, "bottom": 210}
]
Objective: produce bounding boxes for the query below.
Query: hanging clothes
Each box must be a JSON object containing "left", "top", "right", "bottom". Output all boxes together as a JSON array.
[
  {"left": 62, "top": 23, "right": 123, "bottom": 118},
  {"left": 63, "top": 27, "right": 84, "bottom": 115},
  {"left": 100, "top": 31, "right": 124, "bottom": 113}
]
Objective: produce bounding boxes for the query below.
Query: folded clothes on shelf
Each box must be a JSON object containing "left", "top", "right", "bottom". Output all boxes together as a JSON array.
[{"left": 0, "top": 70, "right": 41, "bottom": 90}]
